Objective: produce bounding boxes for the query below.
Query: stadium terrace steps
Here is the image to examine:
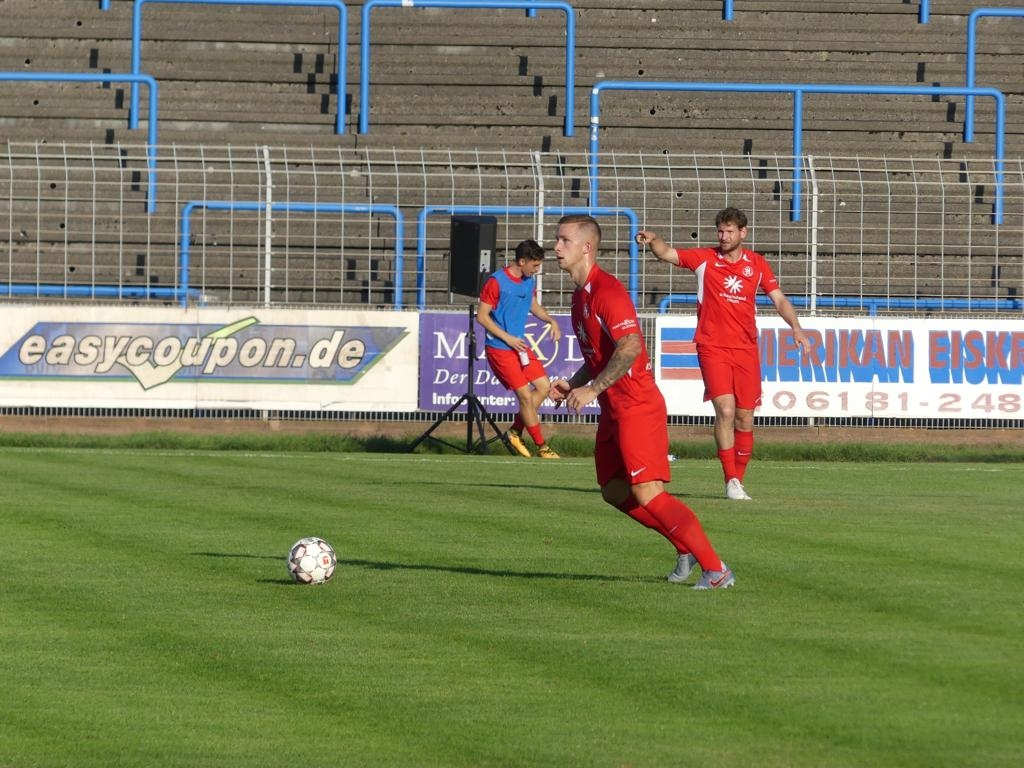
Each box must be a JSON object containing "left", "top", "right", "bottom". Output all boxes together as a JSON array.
[
  {"left": 1, "top": 1, "right": 1021, "bottom": 154},
  {"left": 1, "top": 0, "right": 1021, "bottom": 306}
]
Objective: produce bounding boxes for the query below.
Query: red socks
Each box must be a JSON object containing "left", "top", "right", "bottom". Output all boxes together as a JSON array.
[
  {"left": 525, "top": 423, "right": 545, "bottom": 447},
  {"left": 719, "top": 431, "right": 754, "bottom": 482},
  {"left": 734, "top": 430, "right": 753, "bottom": 481},
  {"left": 616, "top": 499, "right": 685, "bottom": 554},
  {"left": 642, "top": 492, "right": 723, "bottom": 572},
  {"left": 718, "top": 447, "right": 737, "bottom": 483},
  {"left": 512, "top": 417, "right": 546, "bottom": 448},
  {"left": 616, "top": 494, "right": 723, "bottom": 573}
]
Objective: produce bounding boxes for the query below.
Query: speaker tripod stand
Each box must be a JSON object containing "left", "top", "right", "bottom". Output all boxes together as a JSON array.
[{"left": 409, "top": 303, "right": 515, "bottom": 455}]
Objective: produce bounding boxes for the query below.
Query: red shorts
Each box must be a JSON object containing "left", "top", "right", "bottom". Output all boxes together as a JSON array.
[
  {"left": 594, "top": 400, "right": 670, "bottom": 487},
  {"left": 485, "top": 346, "right": 547, "bottom": 391},
  {"left": 697, "top": 344, "right": 762, "bottom": 409}
]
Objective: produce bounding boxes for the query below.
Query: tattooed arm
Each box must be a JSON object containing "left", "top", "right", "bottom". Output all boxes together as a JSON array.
[{"left": 554, "top": 332, "right": 641, "bottom": 413}]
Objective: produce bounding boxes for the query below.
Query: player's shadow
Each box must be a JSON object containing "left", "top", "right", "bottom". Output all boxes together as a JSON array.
[
  {"left": 193, "top": 551, "right": 279, "bottom": 560},
  {"left": 335, "top": 557, "right": 651, "bottom": 584},
  {"left": 191, "top": 552, "right": 655, "bottom": 585},
  {"left": 405, "top": 478, "right": 718, "bottom": 501},
  {"left": 397, "top": 478, "right": 601, "bottom": 495},
  {"left": 192, "top": 551, "right": 296, "bottom": 585},
  {"left": 469, "top": 482, "right": 719, "bottom": 501}
]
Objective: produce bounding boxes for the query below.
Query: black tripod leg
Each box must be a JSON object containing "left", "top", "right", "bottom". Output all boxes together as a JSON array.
[
  {"left": 467, "top": 394, "right": 516, "bottom": 455},
  {"left": 471, "top": 399, "right": 487, "bottom": 454},
  {"left": 408, "top": 394, "right": 469, "bottom": 452},
  {"left": 410, "top": 301, "right": 519, "bottom": 456}
]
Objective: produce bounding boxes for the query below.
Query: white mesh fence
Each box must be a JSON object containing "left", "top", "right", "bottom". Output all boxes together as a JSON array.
[{"left": 3, "top": 142, "right": 1021, "bottom": 315}]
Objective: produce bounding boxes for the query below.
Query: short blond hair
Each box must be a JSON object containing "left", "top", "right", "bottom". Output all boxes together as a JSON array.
[{"left": 557, "top": 214, "right": 602, "bottom": 244}]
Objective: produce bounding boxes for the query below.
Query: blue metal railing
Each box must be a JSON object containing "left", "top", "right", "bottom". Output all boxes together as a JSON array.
[
  {"left": 0, "top": 284, "right": 201, "bottom": 302},
  {"left": 128, "top": 0, "right": 348, "bottom": 135},
  {"left": 588, "top": 80, "right": 1007, "bottom": 224},
  {"left": 179, "top": 202, "right": 405, "bottom": 308},
  {"left": 0, "top": 71, "right": 160, "bottom": 213},
  {"left": 965, "top": 7, "right": 1024, "bottom": 143},
  {"left": 724, "top": 2, "right": 930, "bottom": 23},
  {"left": 359, "top": 0, "right": 576, "bottom": 136},
  {"left": 104, "top": 0, "right": 933, "bottom": 21},
  {"left": 415, "top": 205, "right": 637, "bottom": 309},
  {"left": 658, "top": 294, "right": 1023, "bottom": 316}
]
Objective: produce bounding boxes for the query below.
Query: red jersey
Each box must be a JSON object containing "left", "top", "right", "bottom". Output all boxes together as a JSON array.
[
  {"left": 570, "top": 264, "right": 663, "bottom": 418},
  {"left": 673, "top": 247, "right": 780, "bottom": 349}
]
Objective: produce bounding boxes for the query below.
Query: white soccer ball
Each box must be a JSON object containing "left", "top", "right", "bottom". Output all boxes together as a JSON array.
[{"left": 287, "top": 536, "right": 337, "bottom": 585}]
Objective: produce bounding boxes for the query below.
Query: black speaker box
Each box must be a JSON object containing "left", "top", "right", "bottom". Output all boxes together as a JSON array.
[{"left": 449, "top": 215, "right": 497, "bottom": 297}]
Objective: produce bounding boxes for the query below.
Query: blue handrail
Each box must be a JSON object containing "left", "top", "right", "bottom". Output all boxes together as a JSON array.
[
  {"left": 0, "top": 71, "right": 160, "bottom": 213},
  {"left": 415, "top": 205, "right": 638, "bottom": 309},
  {"left": 105, "top": 0, "right": 937, "bottom": 22},
  {"left": 589, "top": 80, "right": 1006, "bottom": 224},
  {"left": 658, "top": 293, "right": 1022, "bottom": 316},
  {"left": 964, "top": 8, "right": 1024, "bottom": 143},
  {"left": 129, "top": 0, "right": 348, "bottom": 135},
  {"left": 0, "top": 283, "right": 201, "bottom": 302},
  {"left": 724, "top": 2, "right": 930, "bottom": 23},
  {"left": 179, "top": 201, "right": 405, "bottom": 308},
  {"left": 359, "top": 0, "right": 576, "bottom": 136}
]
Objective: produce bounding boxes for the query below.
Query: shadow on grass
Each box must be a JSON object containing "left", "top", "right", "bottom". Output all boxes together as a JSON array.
[
  {"left": 399, "top": 478, "right": 720, "bottom": 501},
  {"left": 336, "top": 557, "right": 650, "bottom": 584},
  {"left": 192, "top": 551, "right": 280, "bottom": 560},
  {"left": 191, "top": 551, "right": 653, "bottom": 585},
  {"left": 389, "top": 481, "right": 720, "bottom": 505},
  {"left": 191, "top": 551, "right": 297, "bottom": 585}
]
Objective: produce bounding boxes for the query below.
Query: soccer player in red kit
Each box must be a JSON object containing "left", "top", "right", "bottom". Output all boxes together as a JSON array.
[
  {"left": 636, "top": 207, "right": 808, "bottom": 501},
  {"left": 549, "top": 214, "right": 734, "bottom": 589}
]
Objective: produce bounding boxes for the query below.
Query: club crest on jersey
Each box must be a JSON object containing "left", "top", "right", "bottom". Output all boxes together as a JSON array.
[{"left": 742, "top": 265, "right": 754, "bottom": 278}]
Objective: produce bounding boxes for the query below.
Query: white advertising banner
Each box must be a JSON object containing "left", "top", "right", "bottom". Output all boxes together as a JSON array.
[
  {"left": 0, "top": 305, "right": 419, "bottom": 411},
  {"left": 655, "top": 315, "right": 1024, "bottom": 420}
]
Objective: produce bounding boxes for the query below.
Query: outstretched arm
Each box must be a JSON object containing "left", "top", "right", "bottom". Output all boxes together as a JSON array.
[{"left": 635, "top": 230, "right": 680, "bottom": 266}]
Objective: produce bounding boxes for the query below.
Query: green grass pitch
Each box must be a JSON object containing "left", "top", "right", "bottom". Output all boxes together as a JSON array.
[{"left": 1, "top": 447, "right": 1021, "bottom": 767}]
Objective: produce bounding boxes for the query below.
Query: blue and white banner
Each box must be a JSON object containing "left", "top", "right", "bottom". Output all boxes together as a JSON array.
[
  {"left": 0, "top": 306, "right": 419, "bottom": 411},
  {"left": 656, "top": 315, "right": 1024, "bottom": 420},
  {"left": 3, "top": 306, "right": 1019, "bottom": 420}
]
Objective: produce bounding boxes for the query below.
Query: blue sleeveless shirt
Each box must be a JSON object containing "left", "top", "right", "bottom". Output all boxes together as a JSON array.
[{"left": 484, "top": 268, "right": 535, "bottom": 350}]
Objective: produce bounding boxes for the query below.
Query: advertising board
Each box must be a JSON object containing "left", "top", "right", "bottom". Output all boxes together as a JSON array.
[{"left": 0, "top": 306, "right": 419, "bottom": 411}]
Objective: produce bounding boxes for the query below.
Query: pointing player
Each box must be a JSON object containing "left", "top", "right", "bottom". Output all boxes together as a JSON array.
[
  {"left": 636, "top": 207, "right": 808, "bottom": 501},
  {"left": 550, "top": 214, "right": 734, "bottom": 589},
  {"left": 477, "top": 239, "right": 561, "bottom": 459}
]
